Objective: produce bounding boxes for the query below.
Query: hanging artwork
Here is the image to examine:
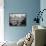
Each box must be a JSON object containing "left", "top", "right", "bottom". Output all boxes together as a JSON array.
[{"left": 9, "top": 13, "right": 26, "bottom": 26}]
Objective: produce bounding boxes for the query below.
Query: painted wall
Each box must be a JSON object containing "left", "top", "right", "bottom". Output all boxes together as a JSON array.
[
  {"left": 0, "top": 0, "right": 4, "bottom": 42},
  {"left": 40, "top": 0, "right": 46, "bottom": 45},
  {"left": 40, "top": 0, "right": 46, "bottom": 27},
  {"left": 4, "top": 0, "right": 40, "bottom": 42}
]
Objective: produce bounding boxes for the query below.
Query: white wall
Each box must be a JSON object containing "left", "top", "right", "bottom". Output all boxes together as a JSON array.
[
  {"left": 40, "top": 0, "right": 46, "bottom": 27},
  {"left": 40, "top": 0, "right": 46, "bottom": 45},
  {"left": 0, "top": 0, "right": 4, "bottom": 42}
]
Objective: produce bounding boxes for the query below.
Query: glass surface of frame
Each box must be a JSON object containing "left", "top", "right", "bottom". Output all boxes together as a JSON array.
[{"left": 9, "top": 13, "right": 26, "bottom": 26}]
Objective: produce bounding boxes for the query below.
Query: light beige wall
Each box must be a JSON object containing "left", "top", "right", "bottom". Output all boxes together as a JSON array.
[
  {"left": 35, "top": 29, "right": 45, "bottom": 46},
  {"left": 45, "top": 31, "right": 46, "bottom": 45},
  {"left": 32, "top": 25, "right": 46, "bottom": 46}
]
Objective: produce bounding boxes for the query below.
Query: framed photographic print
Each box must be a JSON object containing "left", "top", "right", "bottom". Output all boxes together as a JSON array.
[{"left": 9, "top": 13, "right": 26, "bottom": 26}]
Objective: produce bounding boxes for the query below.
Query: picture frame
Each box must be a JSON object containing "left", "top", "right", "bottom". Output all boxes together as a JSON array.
[{"left": 9, "top": 13, "right": 26, "bottom": 26}]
